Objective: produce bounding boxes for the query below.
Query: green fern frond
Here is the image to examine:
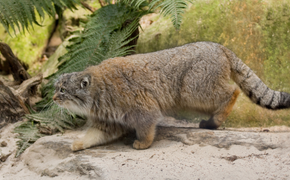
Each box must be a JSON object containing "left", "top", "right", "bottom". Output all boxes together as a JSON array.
[
  {"left": 14, "top": 122, "right": 45, "bottom": 157},
  {"left": 14, "top": 121, "right": 44, "bottom": 142},
  {"left": 26, "top": 104, "right": 85, "bottom": 133},
  {"left": 0, "top": 0, "right": 80, "bottom": 34},
  {"left": 103, "top": 19, "right": 140, "bottom": 59},
  {"left": 59, "top": 3, "right": 142, "bottom": 71},
  {"left": 15, "top": 140, "right": 32, "bottom": 158},
  {"left": 121, "top": 0, "right": 149, "bottom": 10},
  {"left": 14, "top": 104, "right": 85, "bottom": 157},
  {"left": 121, "top": 0, "right": 192, "bottom": 29},
  {"left": 150, "top": 0, "right": 192, "bottom": 29}
]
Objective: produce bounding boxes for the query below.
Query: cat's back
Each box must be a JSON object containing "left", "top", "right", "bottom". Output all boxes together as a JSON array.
[{"left": 87, "top": 41, "right": 224, "bottom": 76}]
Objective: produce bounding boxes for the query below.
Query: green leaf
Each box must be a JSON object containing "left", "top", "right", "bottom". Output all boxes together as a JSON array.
[
  {"left": 14, "top": 122, "right": 45, "bottom": 157},
  {"left": 152, "top": 0, "right": 192, "bottom": 29},
  {"left": 14, "top": 104, "right": 85, "bottom": 156},
  {"left": 122, "top": 0, "right": 192, "bottom": 29},
  {"left": 0, "top": 0, "right": 80, "bottom": 34}
]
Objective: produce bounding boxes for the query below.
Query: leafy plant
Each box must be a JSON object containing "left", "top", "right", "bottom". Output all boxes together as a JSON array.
[
  {"left": 14, "top": 122, "right": 45, "bottom": 157},
  {"left": 14, "top": 104, "right": 85, "bottom": 157},
  {"left": 26, "top": 105, "right": 85, "bottom": 133},
  {"left": 123, "top": 0, "right": 193, "bottom": 29},
  {"left": 0, "top": 0, "right": 80, "bottom": 34}
]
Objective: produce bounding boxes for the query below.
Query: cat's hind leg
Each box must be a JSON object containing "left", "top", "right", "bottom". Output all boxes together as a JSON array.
[{"left": 199, "top": 88, "right": 240, "bottom": 129}]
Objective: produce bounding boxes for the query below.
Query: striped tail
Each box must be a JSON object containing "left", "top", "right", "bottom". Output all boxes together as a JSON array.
[{"left": 221, "top": 46, "right": 290, "bottom": 110}]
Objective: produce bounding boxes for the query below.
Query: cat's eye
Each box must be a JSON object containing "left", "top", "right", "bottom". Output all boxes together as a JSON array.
[
  {"left": 60, "top": 88, "right": 65, "bottom": 93},
  {"left": 82, "top": 81, "right": 88, "bottom": 87},
  {"left": 81, "top": 77, "right": 89, "bottom": 88}
]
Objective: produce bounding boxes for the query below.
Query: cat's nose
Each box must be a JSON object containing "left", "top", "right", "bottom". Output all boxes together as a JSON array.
[{"left": 52, "top": 95, "right": 57, "bottom": 101}]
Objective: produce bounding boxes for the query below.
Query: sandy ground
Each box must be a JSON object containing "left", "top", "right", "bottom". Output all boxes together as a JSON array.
[{"left": 1, "top": 119, "right": 290, "bottom": 180}]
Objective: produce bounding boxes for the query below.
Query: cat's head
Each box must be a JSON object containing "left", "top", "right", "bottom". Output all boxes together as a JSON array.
[{"left": 53, "top": 72, "right": 93, "bottom": 115}]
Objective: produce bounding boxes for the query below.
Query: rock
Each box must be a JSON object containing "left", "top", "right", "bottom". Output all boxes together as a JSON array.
[
  {"left": 1, "top": 120, "right": 290, "bottom": 179},
  {"left": 0, "top": 152, "right": 11, "bottom": 162},
  {"left": 19, "top": 131, "right": 105, "bottom": 179},
  {"left": 1, "top": 141, "right": 7, "bottom": 147}
]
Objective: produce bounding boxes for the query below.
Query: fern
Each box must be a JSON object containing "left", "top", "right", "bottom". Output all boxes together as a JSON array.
[
  {"left": 122, "top": 0, "right": 192, "bottom": 29},
  {"left": 14, "top": 122, "right": 45, "bottom": 157},
  {"left": 151, "top": 0, "right": 191, "bottom": 28},
  {"left": 0, "top": 0, "right": 80, "bottom": 34},
  {"left": 26, "top": 104, "right": 85, "bottom": 133},
  {"left": 121, "top": 0, "right": 149, "bottom": 10},
  {"left": 56, "top": 3, "right": 142, "bottom": 73},
  {"left": 14, "top": 105, "right": 85, "bottom": 157}
]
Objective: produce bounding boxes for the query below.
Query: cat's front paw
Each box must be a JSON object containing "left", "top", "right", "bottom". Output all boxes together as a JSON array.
[
  {"left": 133, "top": 140, "right": 151, "bottom": 150},
  {"left": 71, "top": 140, "right": 84, "bottom": 151}
]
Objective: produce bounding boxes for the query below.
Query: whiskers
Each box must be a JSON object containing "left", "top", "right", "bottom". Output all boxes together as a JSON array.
[{"left": 59, "top": 106, "right": 65, "bottom": 117}]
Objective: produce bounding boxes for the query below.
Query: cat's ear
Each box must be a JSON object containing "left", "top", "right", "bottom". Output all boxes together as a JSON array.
[{"left": 81, "top": 75, "right": 90, "bottom": 88}]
